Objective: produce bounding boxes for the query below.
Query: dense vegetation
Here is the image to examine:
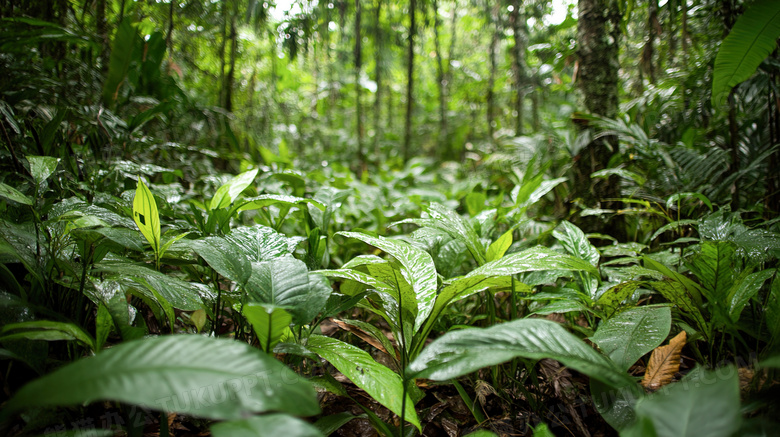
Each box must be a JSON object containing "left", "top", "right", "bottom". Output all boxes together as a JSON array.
[{"left": 1, "top": 0, "right": 779, "bottom": 435}]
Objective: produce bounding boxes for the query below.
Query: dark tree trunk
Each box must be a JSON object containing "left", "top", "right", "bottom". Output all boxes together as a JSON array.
[
  {"left": 355, "top": 0, "right": 366, "bottom": 173},
  {"left": 486, "top": 1, "right": 499, "bottom": 143},
  {"left": 403, "top": 0, "right": 416, "bottom": 163},
  {"left": 433, "top": 0, "right": 447, "bottom": 153},
  {"left": 373, "top": 0, "right": 383, "bottom": 159},
  {"left": 510, "top": 0, "right": 525, "bottom": 136},
  {"left": 574, "top": 0, "right": 624, "bottom": 239}
]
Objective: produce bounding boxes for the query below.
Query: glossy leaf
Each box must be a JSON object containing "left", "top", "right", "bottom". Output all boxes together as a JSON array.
[
  {"left": 226, "top": 225, "right": 300, "bottom": 262},
  {"left": 467, "top": 246, "right": 599, "bottom": 278},
  {"left": 0, "top": 320, "right": 96, "bottom": 350},
  {"left": 26, "top": 155, "right": 59, "bottom": 186},
  {"left": 1, "top": 335, "right": 320, "bottom": 420},
  {"left": 728, "top": 269, "right": 775, "bottom": 322},
  {"left": 338, "top": 232, "right": 436, "bottom": 331},
  {"left": 209, "top": 168, "right": 258, "bottom": 210},
  {"left": 0, "top": 182, "right": 33, "bottom": 205},
  {"left": 687, "top": 241, "right": 736, "bottom": 302},
  {"left": 242, "top": 304, "right": 292, "bottom": 353},
  {"left": 590, "top": 306, "right": 671, "bottom": 371},
  {"left": 132, "top": 178, "right": 161, "bottom": 254},
  {"left": 305, "top": 335, "right": 421, "bottom": 430},
  {"left": 184, "top": 236, "right": 252, "bottom": 285},
  {"left": 96, "top": 262, "right": 206, "bottom": 310},
  {"left": 239, "top": 194, "right": 326, "bottom": 212},
  {"left": 486, "top": 230, "right": 512, "bottom": 262},
  {"left": 408, "top": 319, "right": 635, "bottom": 389},
  {"left": 553, "top": 220, "right": 601, "bottom": 266},
  {"left": 211, "top": 414, "right": 323, "bottom": 437}
]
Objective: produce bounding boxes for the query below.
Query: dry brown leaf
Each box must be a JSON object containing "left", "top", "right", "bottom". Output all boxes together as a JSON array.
[
  {"left": 331, "top": 318, "right": 389, "bottom": 354},
  {"left": 641, "top": 330, "right": 687, "bottom": 391}
]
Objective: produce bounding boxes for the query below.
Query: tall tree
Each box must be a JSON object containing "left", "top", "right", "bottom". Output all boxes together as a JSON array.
[
  {"left": 509, "top": 0, "right": 525, "bottom": 136},
  {"left": 372, "top": 0, "right": 383, "bottom": 159},
  {"left": 486, "top": 0, "right": 500, "bottom": 142},
  {"left": 403, "top": 0, "right": 416, "bottom": 163},
  {"left": 355, "top": 0, "right": 366, "bottom": 172}
]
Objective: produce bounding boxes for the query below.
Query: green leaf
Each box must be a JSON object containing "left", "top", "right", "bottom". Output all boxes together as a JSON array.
[
  {"left": 305, "top": 335, "right": 421, "bottom": 431},
  {"left": 246, "top": 257, "right": 330, "bottom": 325},
  {"left": 529, "top": 423, "right": 556, "bottom": 437},
  {"left": 338, "top": 232, "right": 437, "bottom": 331},
  {"left": 486, "top": 230, "right": 513, "bottom": 262},
  {"left": 96, "top": 262, "right": 206, "bottom": 311},
  {"left": 553, "top": 221, "right": 601, "bottom": 266},
  {"left": 597, "top": 281, "right": 641, "bottom": 314},
  {"left": 649, "top": 280, "right": 708, "bottom": 337},
  {"left": 591, "top": 378, "right": 641, "bottom": 432},
  {"left": 590, "top": 306, "right": 671, "bottom": 371},
  {"left": 209, "top": 168, "right": 259, "bottom": 210},
  {"left": 238, "top": 194, "right": 326, "bottom": 212},
  {"left": 0, "top": 320, "right": 96, "bottom": 351},
  {"left": 630, "top": 366, "right": 741, "bottom": 437},
  {"left": 242, "top": 304, "right": 292, "bottom": 353},
  {"left": 665, "top": 192, "right": 713, "bottom": 212},
  {"left": 467, "top": 246, "right": 599, "bottom": 278},
  {"left": 313, "top": 412, "right": 361, "bottom": 436},
  {"left": 643, "top": 256, "right": 703, "bottom": 305},
  {"left": 0, "top": 182, "right": 33, "bottom": 205},
  {"left": 408, "top": 319, "right": 636, "bottom": 389},
  {"left": 728, "top": 269, "right": 775, "bottom": 322},
  {"left": 212, "top": 414, "right": 323, "bottom": 437},
  {"left": 184, "top": 236, "right": 252, "bottom": 285},
  {"left": 686, "top": 241, "right": 736, "bottom": 302},
  {"left": 1, "top": 335, "right": 320, "bottom": 421},
  {"left": 766, "top": 275, "right": 780, "bottom": 348},
  {"left": 712, "top": 0, "right": 780, "bottom": 107},
  {"left": 95, "top": 303, "right": 112, "bottom": 351},
  {"left": 132, "top": 178, "right": 161, "bottom": 254},
  {"left": 649, "top": 220, "right": 699, "bottom": 242},
  {"left": 394, "top": 202, "right": 486, "bottom": 265},
  {"left": 26, "top": 155, "right": 59, "bottom": 186},
  {"left": 592, "top": 168, "right": 646, "bottom": 186},
  {"left": 102, "top": 19, "right": 138, "bottom": 107},
  {"left": 225, "top": 225, "right": 301, "bottom": 262},
  {"left": 465, "top": 191, "right": 487, "bottom": 217}
]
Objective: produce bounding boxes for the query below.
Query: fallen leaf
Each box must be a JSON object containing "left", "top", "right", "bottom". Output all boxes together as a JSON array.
[{"left": 641, "top": 330, "right": 686, "bottom": 391}]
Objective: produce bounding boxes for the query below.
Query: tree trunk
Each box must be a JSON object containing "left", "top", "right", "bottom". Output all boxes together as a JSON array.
[
  {"left": 355, "top": 0, "right": 366, "bottom": 173},
  {"left": 486, "top": 1, "right": 499, "bottom": 142},
  {"left": 372, "top": 0, "right": 383, "bottom": 160},
  {"left": 225, "top": 14, "right": 237, "bottom": 113},
  {"left": 574, "top": 0, "right": 623, "bottom": 238},
  {"left": 432, "top": 0, "right": 448, "bottom": 154},
  {"left": 96, "top": 0, "right": 108, "bottom": 75},
  {"left": 403, "top": 0, "right": 416, "bottom": 163},
  {"left": 641, "top": 0, "right": 660, "bottom": 84},
  {"left": 510, "top": 0, "right": 525, "bottom": 136}
]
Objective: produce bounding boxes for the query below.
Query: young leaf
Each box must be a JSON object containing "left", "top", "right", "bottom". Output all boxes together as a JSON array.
[
  {"left": 590, "top": 306, "right": 671, "bottom": 372},
  {"left": 553, "top": 220, "right": 601, "bottom": 266},
  {"left": 712, "top": 0, "right": 780, "bottom": 108},
  {"left": 408, "top": 319, "right": 636, "bottom": 389},
  {"left": 209, "top": 168, "right": 259, "bottom": 210},
  {"left": 305, "top": 335, "right": 421, "bottom": 431},
  {"left": 0, "top": 182, "right": 33, "bottom": 205},
  {"left": 242, "top": 304, "right": 292, "bottom": 353},
  {"left": 641, "top": 331, "right": 686, "bottom": 391},
  {"left": 132, "top": 178, "right": 161, "bottom": 254},
  {"left": 1, "top": 335, "right": 320, "bottom": 421},
  {"left": 486, "top": 230, "right": 512, "bottom": 262},
  {"left": 26, "top": 155, "right": 59, "bottom": 186}
]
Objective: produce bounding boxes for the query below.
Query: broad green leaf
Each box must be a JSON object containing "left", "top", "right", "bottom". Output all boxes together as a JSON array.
[
  {"left": 529, "top": 423, "right": 556, "bottom": 437},
  {"left": 486, "top": 230, "right": 512, "bottom": 262},
  {"left": 463, "top": 431, "right": 498, "bottom": 437},
  {"left": 242, "top": 304, "right": 292, "bottom": 353},
  {"left": 393, "top": 202, "right": 486, "bottom": 265},
  {"left": 211, "top": 414, "right": 323, "bottom": 437},
  {"left": 553, "top": 221, "right": 601, "bottom": 266},
  {"left": 643, "top": 256, "right": 703, "bottom": 305},
  {"left": 95, "top": 303, "right": 112, "bottom": 351},
  {"left": 0, "top": 182, "right": 33, "bottom": 205},
  {"left": 590, "top": 306, "right": 671, "bottom": 371},
  {"left": 766, "top": 275, "right": 780, "bottom": 348},
  {"left": 665, "top": 192, "right": 713, "bottom": 212},
  {"left": 305, "top": 335, "right": 421, "bottom": 431},
  {"left": 190, "top": 309, "right": 207, "bottom": 333},
  {"left": 728, "top": 269, "right": 775, "bottom": 322},
  {"left": 465, "top": 191, "right": 487, "bottom": 217},
  {"left": 649, "top": 220, "right": 698, "bottom": 242},
  {"left": 686, "top": 241, "right": 736, "bottom": 302},
  {"left": 0, "top": 320, "right": 96, "bottom": 350},
  {"left": 712, "top": 0, "right": 780, "bottom": 107},
  {"left": 649, "top": 280, "right": 708, "bottom": 337},
  {"left": 591, "top": 378, "right": 641, "bottom": 431},
  {"left": 338, "top": 232, "right": 437, "bottom": 331},
  {"left": 1, "top": 335, "right": 320, "bottom": 420},
  {"left": 238, "top": 194, "right": 326, "bottom": 212},
  {"left": 597, "top": 281, "right": 641, "bottom": 314},
  {"left": 209, "top": 168, "right": 259, "bottom": 210},
  {"left": 408, "top": 318, "right": 636, "bottom": 389},
  {"left": 313, "top": 412, "right": 361, "bottom": 436},
  {"left": 183, "top": 236, "right": 252, "bottom": 285},
  {"left": 467, "top": 246, "right": 599, "bottom": 278},
  {"left": 246, "top": 257, "right": 330, "bottom": 325},
  {"left": 96, "top": 262, "right": 206, "bottom": 310},
  {"left": 102, "top": 19, "right": 137, "bottom": 107},
  {"left": 225, "top": 225, "right": 301, "bottom": 262},
  {"left": 132, "top": 178, "right": 161, "bottom": 254},
  {"left": 26, "top": 155, "right": 59, "bottom": 186},
  {"left": 511, "top": 177, "right": 567, "bottom": 214},
  {"left": 631, "top": 366, "right": 741, "bottom": 437}
]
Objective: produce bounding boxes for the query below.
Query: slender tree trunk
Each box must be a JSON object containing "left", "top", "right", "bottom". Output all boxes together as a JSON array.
[
  {"left": 432, "top": 0, "right": 447, "bottom": 153},
  {"left": 225, "top": 14, "right": 237, "bottom": 113},
  {"left": 355, "top": 0, "right": 366, "bottom": 172},
  {"left": 768, "top": 71, "right": 780, "bottom": 214},
  {"left": 486, "top": 1, "right": 499, "bottom": 142},
  {"left": 510, "top": 0, "right": 525, "bottom": 136},
  {"left": 96, "top": 0, "right": 108, "bottom": 75},
  {"left": 403, "top": 0, "right": 416, "bottom": 163},
  {"left": 373, "top": 0, "right": 383, "bottom": 159},
  {"left": 575, "top": 0, "right": 623, "bottom": 238},
  {"left": 218, "top": 0, "right": 228, "bottom": 107},
  {"left": 641, "top": 0, "right": 660, "bottom": 84},
  {"left": 166, "top": 0, "right": 174, "bottom": 50},
  {"left": 531, "top": 89, "right": 540, "bottom": 132}
]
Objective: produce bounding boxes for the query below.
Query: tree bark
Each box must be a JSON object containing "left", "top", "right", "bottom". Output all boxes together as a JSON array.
[
  {"left": 510, "top": 0, "right": 525, "bottom": 136},
  {"left": 372, "top": 0, "right": 383, "bottom": 159},
  {"left": 403, "top": 0, "right": 416, "bottom": 163},
  {"left": 432, "top": 0, "right": 448, "bottom": 154},
  {"left": 355, "top": 0, "right": 366, "bottom": 172},
  {"left": 486, "top": 1, "right": 499, "bottom": 143}
]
